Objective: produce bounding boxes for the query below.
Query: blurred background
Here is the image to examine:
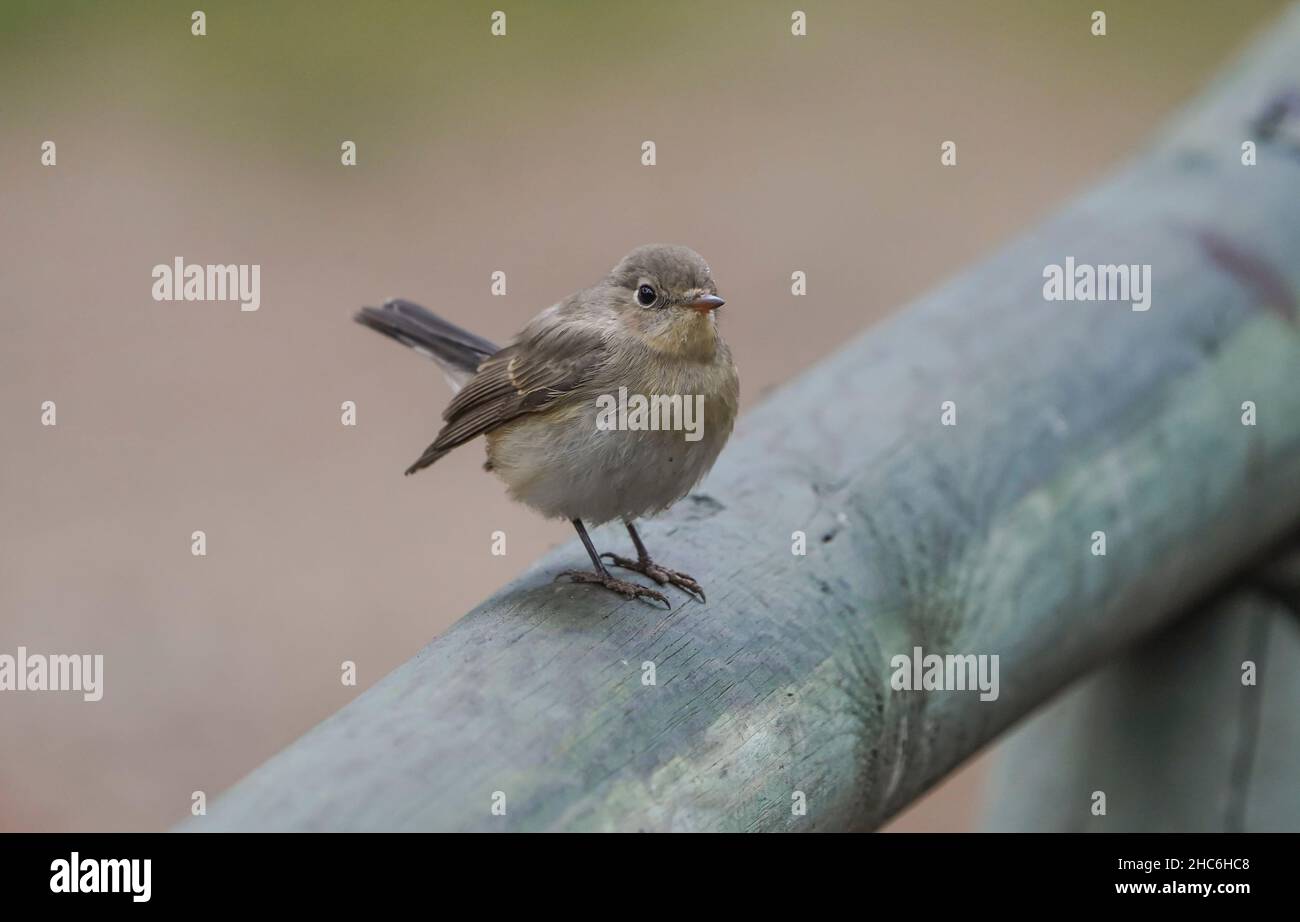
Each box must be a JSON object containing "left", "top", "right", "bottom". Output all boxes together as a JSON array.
[{"left": 0, "top": 0, "right": 1290, "bottom": 831}]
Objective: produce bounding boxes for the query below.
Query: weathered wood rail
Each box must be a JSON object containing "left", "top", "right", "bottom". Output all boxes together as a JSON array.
[
  {"left": 983, "top": 538, "right": 1300, "bottom": 832},
  {"left": 186, "top": 8, "right": 1300, "bottom": 832}
]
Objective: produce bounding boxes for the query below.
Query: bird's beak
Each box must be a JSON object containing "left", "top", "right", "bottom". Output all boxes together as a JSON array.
[{"left": 687, "top": 293, "right": 726, "bottom": 313}]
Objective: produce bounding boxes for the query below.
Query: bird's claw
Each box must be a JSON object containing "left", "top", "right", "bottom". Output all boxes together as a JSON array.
[
  {"left": 557, "top": 569, "right": 671, "bottom": 608},
  {"left": 599, "top": 553, "right": 706, "bottom": 603}
]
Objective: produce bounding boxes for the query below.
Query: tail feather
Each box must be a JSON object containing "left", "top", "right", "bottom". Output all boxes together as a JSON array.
[
  {"left": 354, "top": 299, "right": 499, "bottom": 390},
  {"left": 356, "top": 298, "right": 501, "bottom": 475}
]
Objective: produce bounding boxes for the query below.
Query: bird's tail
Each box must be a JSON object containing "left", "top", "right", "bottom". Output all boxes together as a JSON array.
[{"left": 354, "top": 298, "right": 500, "bottom": 392}]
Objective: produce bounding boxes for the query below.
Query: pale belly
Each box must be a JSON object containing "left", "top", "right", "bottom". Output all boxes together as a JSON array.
[{"left": 485, "top": 396, "right": 734, "bottom": 525}]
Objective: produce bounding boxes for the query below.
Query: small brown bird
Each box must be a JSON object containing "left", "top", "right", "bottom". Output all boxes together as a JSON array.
[{"left": 356, "top": 244, "right": 739, "bottom": 606}]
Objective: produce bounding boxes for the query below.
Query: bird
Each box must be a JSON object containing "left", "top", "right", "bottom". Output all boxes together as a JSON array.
[{"left": 355, "top": 244, "right": 739, "bottom": 607}]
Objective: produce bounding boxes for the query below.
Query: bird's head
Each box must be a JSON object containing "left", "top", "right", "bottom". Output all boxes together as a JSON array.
[{"left": 604, "top": 244, "right": 725, "bottom": 355}]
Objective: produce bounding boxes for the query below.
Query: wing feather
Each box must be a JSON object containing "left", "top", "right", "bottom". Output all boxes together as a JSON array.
[{"left": 404, "top": 320, "right": 607, "bottom": 475}]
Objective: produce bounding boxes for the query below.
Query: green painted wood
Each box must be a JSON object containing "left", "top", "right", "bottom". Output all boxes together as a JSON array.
[
  {"left": 982, "top": 544, "right": 1300, "bottom": 832},
  {"left": 186, "top": 9, "right": 1300, "bottom": 832}
]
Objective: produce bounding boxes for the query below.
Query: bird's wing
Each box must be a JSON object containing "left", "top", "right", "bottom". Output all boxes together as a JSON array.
[{"left": 403, "top": 318, "right": 609, "bottom": 475}]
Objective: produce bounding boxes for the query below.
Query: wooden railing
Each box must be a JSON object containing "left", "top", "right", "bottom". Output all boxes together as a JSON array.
[{"left": 185, "top": 6, "right": 1300, "bottom": 832}]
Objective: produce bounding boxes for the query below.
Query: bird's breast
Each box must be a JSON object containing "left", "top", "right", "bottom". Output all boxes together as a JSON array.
[{"left": 485, "top": 357, "right": 738, "bottom": 525}]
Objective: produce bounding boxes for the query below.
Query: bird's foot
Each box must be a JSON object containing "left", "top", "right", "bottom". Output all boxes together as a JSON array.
[
  {"left": 600, "top": 554, "right": 706, "bottom": 603},
  {"left": 557, "top": 570, "right": 670, "bottom": 608}
]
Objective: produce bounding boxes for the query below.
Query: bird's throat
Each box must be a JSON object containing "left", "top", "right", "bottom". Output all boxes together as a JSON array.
[{"left": 644, "top": 311, "right": 720, "bottom": 361}]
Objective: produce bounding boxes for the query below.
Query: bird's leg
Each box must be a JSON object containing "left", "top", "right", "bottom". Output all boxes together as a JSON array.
[
  {"left": 601, "top": 522, "right": 706, "bottom": 602},
  {"left": 558, "top": 518, "right": 669, "bottom": 608}
]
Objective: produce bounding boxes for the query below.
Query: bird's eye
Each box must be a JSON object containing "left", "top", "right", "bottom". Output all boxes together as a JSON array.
[{"left": 636, "top": 284, "right": 657, "bottom": 306}]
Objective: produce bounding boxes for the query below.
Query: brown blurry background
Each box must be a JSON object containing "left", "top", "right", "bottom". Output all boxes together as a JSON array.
[{"left": 0, "top": 0, "right": 1288, "bottom": 831}]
